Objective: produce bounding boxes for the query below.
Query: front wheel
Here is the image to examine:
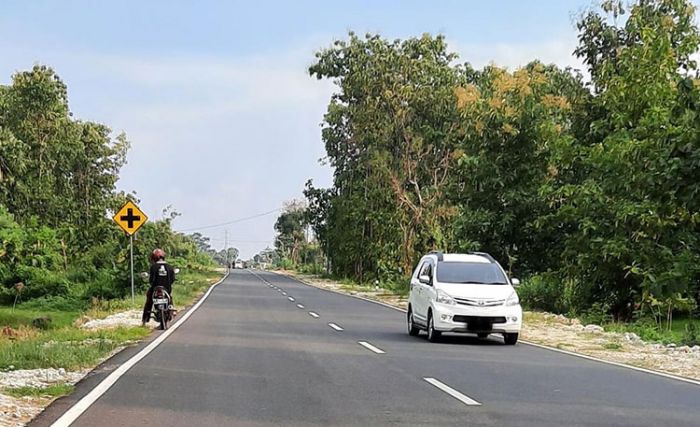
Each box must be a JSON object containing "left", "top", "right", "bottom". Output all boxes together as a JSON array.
[
  {"left": 407, "top": 309, "right": 420, "bottom": 336},
  {"left": 159, "top": 308, "right": 168, "bottom": 330},
  {"left": 504, "top": 332, "right": 518, "bottom": 345},
  {"left": 427, "top": 312, "right": 441, "bottom": 343}
]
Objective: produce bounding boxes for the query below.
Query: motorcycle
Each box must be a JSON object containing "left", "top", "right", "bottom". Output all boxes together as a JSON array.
[
  {"left": 151, "top": 286, "right": 173, "bottom": 330},
  {"left": 140, "top": 268, "right": 180, "bottom": 330}
]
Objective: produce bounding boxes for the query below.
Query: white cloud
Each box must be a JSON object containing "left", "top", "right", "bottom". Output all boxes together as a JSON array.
[{"left": 451, "top": 35, "right": 584, "bottom": 71}]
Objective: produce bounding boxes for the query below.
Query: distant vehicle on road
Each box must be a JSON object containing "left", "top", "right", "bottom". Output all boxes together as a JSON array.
[
  {"left": 407, "top": 252, "right": 522, "bottom": 345},
  {"left": 234, "top": 260, "right": 244, "bottom": 269}
]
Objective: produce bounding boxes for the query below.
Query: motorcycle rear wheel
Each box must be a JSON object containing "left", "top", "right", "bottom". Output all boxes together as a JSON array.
[{"left": 159, "top": 308, "right": 168, "bottom": 330}]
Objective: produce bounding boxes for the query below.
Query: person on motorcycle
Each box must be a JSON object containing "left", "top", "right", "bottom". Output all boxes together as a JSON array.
[{"left": 142, "top": 248, "right": 176, "bottom": 326}]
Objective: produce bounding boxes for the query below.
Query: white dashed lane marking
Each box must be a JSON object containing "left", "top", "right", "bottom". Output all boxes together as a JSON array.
[
  {"left": 328, "top": 323, "right": 344, "bottom": 331},
  {"left": 308, "top": 312, "right": 320, "bottom": 318},
  {"left": 297, "top": 304, "right": 305, "bottom": 309},
  {"left": 423, "top": 378, "right": 481, "bottom": 406},
  {"left": 358, "top": 341, "right": 385, "bottom": 354},
  {"left": 288, "top": 296, "right": 295, "bottom": 302}
]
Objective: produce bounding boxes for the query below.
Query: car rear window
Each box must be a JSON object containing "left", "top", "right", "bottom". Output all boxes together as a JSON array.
[{"left": 436, "top": 262, "right": 508, "bottom": 284}]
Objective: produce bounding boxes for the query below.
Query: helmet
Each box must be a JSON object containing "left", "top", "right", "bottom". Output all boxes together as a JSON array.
[{"left": 151, "top": 248, "right": 166, "bottom": 262}]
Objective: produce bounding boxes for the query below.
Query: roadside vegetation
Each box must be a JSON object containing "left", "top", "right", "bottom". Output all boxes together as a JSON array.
[
  {"left": 265, "top": 0, "right": 700, "bottom": 347},
  {"left": 3, "top": 384, "right": 75, "bottom": 399},
  {"left": 0, "top": 268, "right": 220, "bottom": 371},
  {"left": 0, "top": 55, "right": 232, "bottom": 411}
]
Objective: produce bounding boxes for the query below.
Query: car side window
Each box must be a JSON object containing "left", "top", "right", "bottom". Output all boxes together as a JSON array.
[
  {"left": 413, "top": 261, "right": 427, "bottom": 279},
  {"left": 420, "top": 262, "right": 433, "bottom": 281}
]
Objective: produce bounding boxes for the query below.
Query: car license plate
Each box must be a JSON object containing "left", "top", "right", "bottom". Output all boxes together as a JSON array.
[{"left": 153, "top": 298, "right": 168, "bottom": 305}]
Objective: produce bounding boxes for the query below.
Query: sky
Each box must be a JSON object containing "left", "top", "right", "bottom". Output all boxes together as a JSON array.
[{"left": 0, "top": 0, "right": 618, "bottom": 258}]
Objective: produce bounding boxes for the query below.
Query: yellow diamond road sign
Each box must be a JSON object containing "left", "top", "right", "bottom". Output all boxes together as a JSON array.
[{"left": 113, "top": 201, "right": 148, "bottom": 235}]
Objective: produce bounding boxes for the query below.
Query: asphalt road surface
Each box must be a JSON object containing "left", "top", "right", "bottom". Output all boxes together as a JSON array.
[{"left": 34, "top": 270, "right": 700, "bottom": 426}]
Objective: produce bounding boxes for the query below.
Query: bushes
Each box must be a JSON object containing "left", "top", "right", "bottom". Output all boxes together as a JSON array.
[
  {"left": 518, "top": 275, "right": 564, "bottom": 313},
  {"left": 0, "top": 207, "right": 72, "bottom": 303},
  {"left": 683, "top": 322, "right": 699, "bottom": 347}
]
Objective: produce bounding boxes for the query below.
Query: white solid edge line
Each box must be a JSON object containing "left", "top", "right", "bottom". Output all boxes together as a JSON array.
[
  {"left": 51, "top": 272, "right": 230, "bottom": 427},
  {"left": 288, "top": 296, "right": 295, "bottom": 302},
  {"left": 328, "top": 323, "right": 344, "bottom": 331},
  {"left": 308, "top": 311, "right": 320, "bottom": 318},
  {"left": 522, "top": 340, "right": 700, "bottom": 386},
  {"left": 424, "top": 377, "right": 481, "bottom": 406},
  {"left": 271, "top": 271, "right": 700, "bottom": 388},
  {"left": 297, "top": 304, "right": 305, "bottom": 309},
  {"left": 358, "top": 341, "right": 385, "bottom": 354}
]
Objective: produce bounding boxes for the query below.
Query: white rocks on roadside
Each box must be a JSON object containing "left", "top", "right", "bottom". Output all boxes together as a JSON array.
[
  {"left": 584, "top": 324, "right": 604, "bottom": 333},
  {"left": 81, "top": 309, "right": 152, "bottom": 330},
  {"left": 563, "top": 324, "right": 585, "bottom": 332},
  {"left": 0, "top": 368, "right": 85, "bottom": 389},
  {"left": 1, "top": 392, "right": 46, "bottom": 427},
  {"left": 623, "top": 332, "right": 643, "bottom": 345}
]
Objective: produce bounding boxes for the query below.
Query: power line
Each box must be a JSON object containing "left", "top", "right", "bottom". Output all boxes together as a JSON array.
[
  {"left": 176, "top": 208, "right": 282, "bottom": 232},
  {"left": 208, "top": 238, "right": 274, "bottom": 244}
]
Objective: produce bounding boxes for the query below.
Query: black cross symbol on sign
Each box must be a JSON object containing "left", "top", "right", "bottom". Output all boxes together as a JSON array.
[{"left": 120, "top": 208, "right": 141, "bottom": 229}]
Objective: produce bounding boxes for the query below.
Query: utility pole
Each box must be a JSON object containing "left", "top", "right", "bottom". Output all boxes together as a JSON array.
[{"left": 224, "top": 229, "right": 229, "bottom": 270}]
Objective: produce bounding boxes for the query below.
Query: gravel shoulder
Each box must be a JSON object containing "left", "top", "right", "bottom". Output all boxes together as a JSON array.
[{"left": 279, "top": 269, "right": 700, "bottom": 382}]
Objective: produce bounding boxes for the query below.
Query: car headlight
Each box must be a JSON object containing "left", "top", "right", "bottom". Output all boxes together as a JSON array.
[
  {"left": 505, "top": 292, "right": 520, "bottom": 306},
  {"left": 436, "top": 290, "right": 456, "bottom": 305}
]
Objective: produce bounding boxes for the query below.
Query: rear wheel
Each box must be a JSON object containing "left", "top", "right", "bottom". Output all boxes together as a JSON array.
[
  {"left": 427, "top": 312, "right": 441, "bottom": 343},
  {"left": 159, "top": 308, "right": 168, "bottom": 330},
  {"left": 407, "top": 309, "right": 420, "bottom": 336},
  {"left": 504, "top": 333, "right": 518, "bottom": 345}
]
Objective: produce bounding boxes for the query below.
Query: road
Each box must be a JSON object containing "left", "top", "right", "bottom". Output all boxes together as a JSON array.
[{"left": 34, "top": 270, "right": 700, "bottom": 426}]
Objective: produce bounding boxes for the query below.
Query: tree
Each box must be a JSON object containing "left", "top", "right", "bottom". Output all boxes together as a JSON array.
[
  {"left": 0, "top": 64, "right": 217, "bottom": 302},
  {"left": 0, "top": 65, "right": 129, "bottom": 247},
  {"left": 274, "top": 202, "right": 307, "bottom": 264},
  {"left": 543, "top": 0, "right": 700, "bottom": 318},
  {"left": 309, "top": 33, "right": 461, "bottom": 279},
  {"left": 301, "top": 0, "right": 700, "bottom": 320}
]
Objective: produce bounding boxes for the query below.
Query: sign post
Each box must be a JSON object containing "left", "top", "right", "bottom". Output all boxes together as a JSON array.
[
  {"left": 113, "top": 200, "right": 148, "bottom": 306},
  {"left": 130, "top": 234, "right": 134, "bottom": 304}
]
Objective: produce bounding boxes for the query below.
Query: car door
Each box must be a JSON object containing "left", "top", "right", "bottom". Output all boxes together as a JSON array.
[
  {"left": 409, "top": 260, "right": 426, "bottom": 320},
  {"left": 419, "top": 262, "right": 437, "bottom": 320},
  {"left": 414, "top": 261, "right": 434, "bottom": 322}
]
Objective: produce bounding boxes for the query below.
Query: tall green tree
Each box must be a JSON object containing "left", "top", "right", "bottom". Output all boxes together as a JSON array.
[
  {"left": 310, "top": 33, "right": 461, "bottom": 279},
  {"left": 543, "top": 0, "right": 700, "bottom": 318},
  {"left": 0, "top": 65, "right": 128, "bottom": 247}
]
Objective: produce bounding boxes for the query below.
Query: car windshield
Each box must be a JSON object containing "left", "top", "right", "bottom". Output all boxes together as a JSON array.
[{"left": 436, "top": 262, "right": 508, "bottom": 284}]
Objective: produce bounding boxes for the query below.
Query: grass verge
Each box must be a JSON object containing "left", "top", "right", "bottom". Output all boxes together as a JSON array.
[
  {"left": 0, "top": 267, "right": 222, "bottom": 372},
  {"left": 3, "top": 384, "right": 75, "bottom": 399},
  {"left": 602, "top": 318, "right": 700, "bottom": 346}
]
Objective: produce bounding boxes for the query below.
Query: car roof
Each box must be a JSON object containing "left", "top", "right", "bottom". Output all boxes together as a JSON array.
[{"left": 428, "top": 253, "right": 492, "bottom": 264}]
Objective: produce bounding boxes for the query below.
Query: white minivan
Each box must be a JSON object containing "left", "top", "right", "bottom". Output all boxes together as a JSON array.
[{"left": 407, "top": 252, "right": 522, "bottom": 345}]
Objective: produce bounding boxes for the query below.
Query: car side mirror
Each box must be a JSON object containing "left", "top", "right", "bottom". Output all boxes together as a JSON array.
[
  {"left": 419, "top": 275, "right": 432, "bottom": 285},
  {"left": 511, "top": 278, "right": 520, "bottom": 287}
]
